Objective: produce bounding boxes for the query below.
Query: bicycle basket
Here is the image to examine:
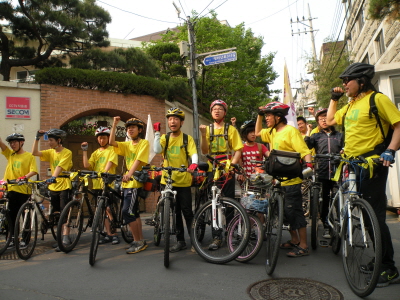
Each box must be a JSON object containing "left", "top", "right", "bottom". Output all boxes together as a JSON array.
[
  {"left": 192, "top": 170, "right": 206, "bottom": 187},
  {"left": 33, "top": 184, "right": 49, "bottom": 203},
  {"left": 241, "top": 193, "right": 268, "bottom": 213},
  {"left": 266, "top": 149, "right": 302, "bottom": 179}
]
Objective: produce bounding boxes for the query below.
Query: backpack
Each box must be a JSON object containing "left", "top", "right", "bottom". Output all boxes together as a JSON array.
[
  {"left": 209, "top": 122, "right": 232, "bottom": 155},
  {"left": 163, "top": 132, "right": 190, "bottom": 165}
]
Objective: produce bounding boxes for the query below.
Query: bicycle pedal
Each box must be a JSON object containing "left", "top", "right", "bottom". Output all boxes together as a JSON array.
[{"left": 319, "top": 240, "right": 329, "bottom": 247}]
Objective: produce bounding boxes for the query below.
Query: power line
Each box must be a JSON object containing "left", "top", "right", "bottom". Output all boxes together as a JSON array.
[
  {"left": 97, "top": 0, "right": 178, "bottom": 24},
  {"left": 195, "top": 0, "right": 215, "bottom": 20},
  {"left": 201, "top": 0, "right": 228, "bottom": 19},
  {"left": 178, "top": 0, "right": 187, "bottom": 18},
  {"left": 248, "top": 0, "right": 299, "bottom": 25}
]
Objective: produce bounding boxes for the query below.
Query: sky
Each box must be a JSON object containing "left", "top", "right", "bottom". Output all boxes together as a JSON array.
[{"left": 96, "top": 0, "right": 345, "bottom": 98}]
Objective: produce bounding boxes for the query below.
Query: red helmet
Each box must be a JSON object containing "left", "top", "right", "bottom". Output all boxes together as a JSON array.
[
  {"left": 210, "top": 100, "right": 228, "bottom": 112},
  {"left": 260, "top": 102, "right": 289, "bottom": 116},
  {"left": 315, "top": 108, "right": 328, "bottom": 120}
]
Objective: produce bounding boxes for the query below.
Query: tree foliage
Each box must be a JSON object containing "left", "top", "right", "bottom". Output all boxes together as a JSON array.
[
  {"left": 70, "top": 47, "right": 160, "bottom": 77},
  {"left": 369, "top": 0, "right": 400, "bottom": 20},
  {"left": 146, "top": 12, "right": 278, "bottom": 125},
  {"left": 312, "top": 38, "right": 351, "bottom": 108},
  {"left": 0, "top": 0, "right": 111, "bottom": 81},
  {"left": 146, "top": 43, "right": 186, "bottom": 78}
]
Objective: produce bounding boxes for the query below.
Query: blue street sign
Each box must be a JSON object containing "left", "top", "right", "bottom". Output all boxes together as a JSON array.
[{"left": 203, "top": 51, "right": 237, "bottom": 66}]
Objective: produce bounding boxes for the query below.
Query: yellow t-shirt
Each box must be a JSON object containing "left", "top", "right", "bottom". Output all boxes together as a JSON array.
[
  {"left": 88, "top": 146, "right": 118, "bottom": 189},
  {"left": 2, "top": 148, "right": 38, "bottom": 194},
  {"left": 114, "top": 139, "right": 149, "bottom": 189},
  {"left": 40, "top": 148, "right": 73, "bottom": 191},
  {"left": 260, "top": 125, "right": 311, "bottom": 186},
  {"left": 334, "top": 92, "right": 400, "bottom": 157},
  {"left": 160, "top": 132, "right": 197, "bottom": 187},
  {"left": 204, "top": 124, "right": 243, "bottom": 171}
]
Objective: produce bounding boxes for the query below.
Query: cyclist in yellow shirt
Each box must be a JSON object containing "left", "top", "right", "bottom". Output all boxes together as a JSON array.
[
  {"left": 32, "top": 129, "right": 73, "bottom": 250},
  {"left": 327, "top": 62, "right": 400, "bottom": 287},
  {"left": 199, "top": 99, "right": 243, "bottom": 250},
  {"left": 256, "top": 102, "right": 312, "bottom": 257},
  {"left": 153, "top": 108, "right": 198, "bottom": 252},
  {"left": 0, "top": 133, "right": 38, "bottom": 248},
  {"left": 82, "top": 127, "right": 119, "bottom": 245},
  {"left": 110, "top": 117, "right": 149, "bottom": 254}
]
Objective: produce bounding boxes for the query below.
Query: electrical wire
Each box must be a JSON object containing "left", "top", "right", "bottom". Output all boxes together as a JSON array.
[
  {"left": 97, "top": 0, "right": 178, "bottom": 24},
  {"left": 178, "top": 0, "right": 187, "bottom": 18},
  {"left": 200, "top": 0, "right": 228, "bottom": 19},
  {"left": 248, "top": 0, "right": 299, "bottom": 25},
  {"left": 195, "top": 0, "right": 214, "bottom": 20}
]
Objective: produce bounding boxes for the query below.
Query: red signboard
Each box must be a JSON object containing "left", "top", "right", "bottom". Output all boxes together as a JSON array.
[{"left": 5, "top": 97, "right": 31, "bottom": 119}]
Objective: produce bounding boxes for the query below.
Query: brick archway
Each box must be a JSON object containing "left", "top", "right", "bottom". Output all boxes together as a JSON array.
[{"left": 39, "top": 84, "right": 165, "bottom": 212}]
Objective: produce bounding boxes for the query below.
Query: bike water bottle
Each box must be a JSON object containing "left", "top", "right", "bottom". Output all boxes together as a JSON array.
[{"left": 40, "top": 203, "right": 48, "bottom": 216}]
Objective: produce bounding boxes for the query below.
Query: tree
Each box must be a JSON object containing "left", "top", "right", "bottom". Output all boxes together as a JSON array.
[
  {"left": 149, "top": 12, "right": 278, "bottom": 125},
  {"left": 146, "top": 43, "right": 187, "bottom": 78},
  {"left": 369, "top": 0, "right": 400, "bottom": 20},
  {"left": 311, "top": 38, "right": 351, "bottom": 108},
  {"left": 0, "top": 0, "right": 111, "bottom": 81}
]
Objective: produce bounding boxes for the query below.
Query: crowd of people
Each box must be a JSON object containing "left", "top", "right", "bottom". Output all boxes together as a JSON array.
[{"left": 1, "top": 62, "right": 400, "bottom": 287}]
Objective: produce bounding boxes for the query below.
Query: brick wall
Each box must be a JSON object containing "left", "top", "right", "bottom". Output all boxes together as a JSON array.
[{"left": 40, "top": 84, "right": 165, "bottom": 212}]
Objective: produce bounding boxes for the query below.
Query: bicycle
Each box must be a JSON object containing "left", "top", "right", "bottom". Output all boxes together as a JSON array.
[
  {"left": 89, "top": 172, "right": 133, "bottom": 266},
  {"left": 0, "top": 180, "right": 15, "bottom": 255},
  {"left": 229, "top": 173, "right": 270, "bottom": 263},
  {"left": 13, "top": 179, "right": 59, "bottom": 260},
  {"left": 144, "top": 165, "right": 187, "bottom": 268},
  {"left": 316, "top": 153, "right": 382, "bottom": 297},
  {"left": 56, "top": 171, "right": 97, "bottom": 253},
  {"left": 190, "top": 155, "right": 251, "bottom": 264}
]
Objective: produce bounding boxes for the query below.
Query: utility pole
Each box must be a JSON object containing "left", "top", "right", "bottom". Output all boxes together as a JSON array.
[{"left": 291, "top": 3, "right": 318, "bottom": 62}]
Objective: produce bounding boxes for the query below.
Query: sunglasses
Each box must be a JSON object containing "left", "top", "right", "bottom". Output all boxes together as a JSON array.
[{"left": 342, "top": 77, "right": 354, "bottom": 85}]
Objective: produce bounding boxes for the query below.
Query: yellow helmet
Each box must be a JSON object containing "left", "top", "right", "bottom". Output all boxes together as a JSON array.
[{"left": 166, "top": 107, "right": 185, "bottom": 120}]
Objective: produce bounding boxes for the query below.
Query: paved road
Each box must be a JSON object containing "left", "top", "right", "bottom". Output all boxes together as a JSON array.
[{"left": 0, "top": 212, "right": 399, "bottom": 300}]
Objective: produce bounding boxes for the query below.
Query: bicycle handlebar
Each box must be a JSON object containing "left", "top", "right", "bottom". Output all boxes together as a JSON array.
[
  {"left": 205, "top": 154, "right": 243, "bottom": 173},
  {"left": 314, "top": 153, "right": 381, "bottom": 165},
  {"left": 142, "top": 165, "right": 187, "bottom": 173}
]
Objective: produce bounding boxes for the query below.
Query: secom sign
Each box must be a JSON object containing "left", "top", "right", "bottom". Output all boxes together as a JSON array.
[{"left": 5, "top": 97, "right": 31, "bottom": 119}]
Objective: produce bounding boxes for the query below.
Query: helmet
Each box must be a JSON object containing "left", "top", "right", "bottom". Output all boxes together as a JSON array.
[
  {"left": 260, "top": 102, "right": 290, "bottom": 116},
  {"left": 315, "top": 108, "right": 328, "bottom": 120},
  {"left": 339, "top": 63, "right": 375, "bottom": 79},
  {"left": 166, "top": 107, "right": 185, "bottom": 120},
  {"left": 5, "top": 133, "right": 25, "bottom": 142},
  {"left": 95, "top": 126, "right": 111, "bottom": 136},
  {"left": 125, "top": 118, "right": 145, "bottom": 129},
  {"left": 47, "top": 129, "right": 66, "bottom": 140},
  {"left": 210, "top": 100, "right": 228, "bottom": 112},
  {"left": 240, "top": 120, "right": 255, "bottom": 130}
]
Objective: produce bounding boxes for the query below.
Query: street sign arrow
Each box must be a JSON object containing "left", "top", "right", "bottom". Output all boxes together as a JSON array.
[{"left": 203, "top": 51, "right": 237, "bottom": 66}]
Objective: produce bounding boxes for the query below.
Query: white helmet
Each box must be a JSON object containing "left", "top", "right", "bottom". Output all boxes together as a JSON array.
[{"left": 95, "top": 127, "right": 111, "bottom": 136}]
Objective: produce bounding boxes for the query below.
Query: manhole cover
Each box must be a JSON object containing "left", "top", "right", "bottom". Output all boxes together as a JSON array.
[
  {"left": 247, "top": 278, "right": 344, "bottom": 300},
  {"left": 1, "top": 240, "right": 54, "bottom": 260}
]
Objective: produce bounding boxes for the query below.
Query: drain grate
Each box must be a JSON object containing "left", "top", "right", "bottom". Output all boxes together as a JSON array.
[
  {"left": 1, "top": 241, "right": 54, "bottom": 260},
  {"left": 247, "top": 278, "right": 344, "bottom": 300}
]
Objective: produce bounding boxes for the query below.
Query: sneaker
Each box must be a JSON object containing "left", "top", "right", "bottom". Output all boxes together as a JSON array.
[
  {"left": 191, "top": 246, "right": 197, "bottom": 253},
  {"left": 126, "top": 240, "right": 148, "bottom": 254},
  {"left": 111, "top": 236, "right": 120, "bottom": 245},
  {"left": 62, "top": 235, "right": 71, "bottom": 245},
  {"left": 99, "top": 235, "right": 112, "bottom": 244},
  {"left": 144, "top": 218, "right": 156, "bottom": 226},
  {"left": 7, "top": 239, "right": 15, "bottom": 249},
  {"left": 125, "top": 241, "right": 138, "bottom": 250},
  {"left": 322, "top": 228, "right": 331, "bottom": 239},
  {"left": 360, "top": 260, "right": 374, "bottom": 274},
  {"left": 208, "top": 238, "right": 222, "bottom": 250},
  {"left": 376, "top": 268, "right": 400, "bottom": 287},
  {"left": 19, "top": 241, "right": 27, "bottom": 250},
  {"left": 170, "top": 241, "right": 187, "bottom": 253}
]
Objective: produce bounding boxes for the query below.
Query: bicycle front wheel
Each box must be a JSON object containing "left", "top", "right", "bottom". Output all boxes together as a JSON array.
[
  {"left": 153, "top": 196, "right": 163, "bottom": 246},
  {"left": 191, "top": 197, "right": 250, "bottom": 264},
  {"left": 310, "top": 186, "right": 320, "bottom": 250},
  {"left": 15, "top": 203, "right": 38, "bottom": 260},
  {"left": 164, "top": 197, "right": 171, "bottom": 268},
  {"left": 0, "top": 207, "right": 12, "bottom": 255},
  {"left": 265, "top": 193, "right": 284, "bottom": 275},
  {"left": 228, "top": 213, "right": 263, "bottom": 263},
  {"left": 89, "top": 198, "right": 106, "bottom": 266},
  {"left": 57, "top": 200, "right": 83, "bottom": 253},
  {"left": 342, "top": 198, "right": 382, "bottom": 298}
]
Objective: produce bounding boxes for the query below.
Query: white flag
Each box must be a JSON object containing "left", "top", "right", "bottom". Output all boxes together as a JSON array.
[
  {"left": 283, "top": 62, "right": 298, "bottom": 129},
  {"left": 145, "top": 114, "right": 156, "bottom": 163}
]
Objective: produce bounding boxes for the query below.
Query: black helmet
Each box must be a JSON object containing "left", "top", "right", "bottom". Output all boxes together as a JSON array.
[
  {"left": 339, "top": 63, "right": 374, "bottom": 80},
  {"left": 125, "top": 118, "right": 145, "bottom": 129},
  {"left": 240, "top": 120, "right": 255, "bottom": 130},
  {"left": 47, "top": 129, "right": 67, "bottom": 140},
  {"left": 6, "top": 133, "right": 25, "bottom": 142}
]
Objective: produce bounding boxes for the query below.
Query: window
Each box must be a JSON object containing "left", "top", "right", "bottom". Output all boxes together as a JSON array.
[
  {"left": 357, "top": 7, "right": 364, "bottom": 31},
  {"left": 16, "top": 70, "right": 37, "bottom": 82},
  {"left": 391, "top": 76, "right": 400, "bottom": 110},
  {"left": 362, "top": 53, "right": 369, "bottom": 64},
  {"left": 375, "top": 30, "right": 385, "bottom": 58},
  {"left": 17, "top": 71, "right": 28, "bottom": 80}
]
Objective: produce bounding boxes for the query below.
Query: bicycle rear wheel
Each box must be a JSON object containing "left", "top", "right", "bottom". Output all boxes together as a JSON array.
[
  {"left": 0, "top": 206, "right": 12, "bottom": 255},
  {"left": 49, "top": 211, "right": 59, "bottom": 241},
  {"left": 191, "top": 197, "right": 250, "bottom": 264},
  {"left": 164, "top": 197, "right": 171, "bottom": 268},
  {"left": 310, "top": 186, "right": 320, "bottom": 250},
  {"left": 330, "top": 194, "right": 341, "bottom": 254},
  {"left": 15, "top": 203, "right": 38, "bottom": 260},
  {"left": 342, "top": 198, "right": 382, "bottom": 297},
  {"left": 57, "top": 200, "right": 84, "bottom": 253},
  {"left": 153, "top": 197, "right": 163, "bottom": 246},
  {"left": 265, "top": 193, "right": 284, "bottom": 275},
  {"left": 228, "top": 213, "right": 263, "bottom": 263},
  {"left": 89, "top": 198, "right": 106, "bottom": 266}
]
